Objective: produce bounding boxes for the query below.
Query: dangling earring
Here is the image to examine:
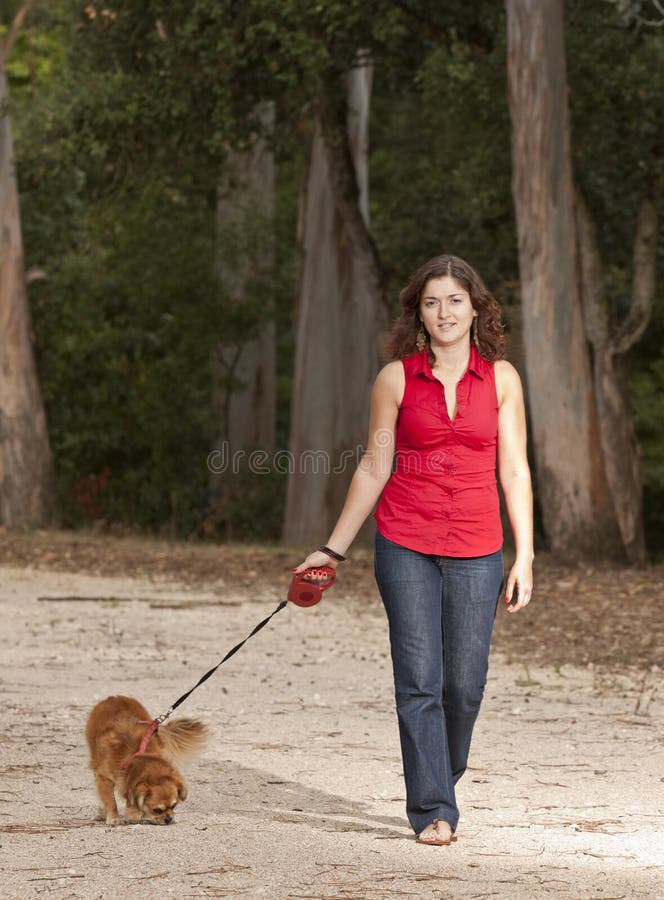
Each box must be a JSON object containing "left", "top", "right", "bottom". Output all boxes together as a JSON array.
[
  {"left": 416, "top": 324, "right": 427, "bottom": 352},
  {"left": 472, "top": 317, "right": 480, "bottom": 350}
]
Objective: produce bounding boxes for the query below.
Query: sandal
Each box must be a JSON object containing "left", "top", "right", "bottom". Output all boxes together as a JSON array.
[{"left": 416, "top": 818, "right": 458, "bottom": 846}]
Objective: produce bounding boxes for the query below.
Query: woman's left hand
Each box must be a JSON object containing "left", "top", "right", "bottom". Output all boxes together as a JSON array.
[{"left": 504, "top": 560, "right": 533, "bottom": 614}]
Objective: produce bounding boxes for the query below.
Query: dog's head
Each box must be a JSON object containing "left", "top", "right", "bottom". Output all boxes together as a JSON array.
[{"left": 127, "top": 759, "right": 187, "bottom": 825}]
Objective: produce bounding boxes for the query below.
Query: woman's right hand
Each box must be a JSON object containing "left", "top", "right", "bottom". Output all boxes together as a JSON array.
[{"left": 291, "top": 550, "right": 340, "bottom": 576}]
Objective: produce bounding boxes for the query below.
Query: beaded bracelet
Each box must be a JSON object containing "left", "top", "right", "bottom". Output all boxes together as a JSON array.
[{"left": 319, "top": 545, "right": 347, "bottom": 562}]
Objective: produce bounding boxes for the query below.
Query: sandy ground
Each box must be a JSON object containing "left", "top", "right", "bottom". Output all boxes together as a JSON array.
[{"left": 1, "top": 560, "right": 663, "bottom": 899}]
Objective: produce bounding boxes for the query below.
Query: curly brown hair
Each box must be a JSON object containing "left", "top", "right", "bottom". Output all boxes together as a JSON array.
[{"left": 382, "top": 254, "right": 506, "bottom": 363}]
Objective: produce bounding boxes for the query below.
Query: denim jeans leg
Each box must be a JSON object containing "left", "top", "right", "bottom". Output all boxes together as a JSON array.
[
  {"left": 439, "top": 551, "right": 503, "bottom": 784},
  {"left": 374, "top": 531, "right": 458, "bottom": 833}
]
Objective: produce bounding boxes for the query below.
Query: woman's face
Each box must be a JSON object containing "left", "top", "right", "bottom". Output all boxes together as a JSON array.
[{"left": 419, "top": 276, "right": 477, "bottom": 348}]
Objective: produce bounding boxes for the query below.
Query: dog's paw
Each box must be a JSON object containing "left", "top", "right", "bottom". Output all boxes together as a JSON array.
[{"left": 105, "top": 813, "right": 124, "bottom": 826}]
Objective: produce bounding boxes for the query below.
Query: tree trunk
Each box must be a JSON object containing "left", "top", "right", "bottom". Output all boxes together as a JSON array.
[
  {"left": 283, "top": 60, "right": 385, "bottom": 545},
  {"left": 208, "top": 103, "right": 276, "bottom": 536},
  {"left": 0, "top": 65, "right": 56, "bottom": 527},
  {"left": 506, "top": 0, "right": 621, "bottom": 558},
  {"left": 576, "top": 192, "right": 656, "bottom": 564},
  {"left": 590, "top": 350, "right": 644, "bottom": 562}
]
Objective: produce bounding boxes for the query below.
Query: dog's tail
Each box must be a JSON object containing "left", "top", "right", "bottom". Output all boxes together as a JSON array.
[{"left": 159, "top": 718, "right": 209, "bottom": 760}]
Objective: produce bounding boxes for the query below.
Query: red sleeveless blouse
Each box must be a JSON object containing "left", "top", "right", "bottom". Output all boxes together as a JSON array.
[{"left": 374, "top": 345, "right": 502, "bottom": 557}]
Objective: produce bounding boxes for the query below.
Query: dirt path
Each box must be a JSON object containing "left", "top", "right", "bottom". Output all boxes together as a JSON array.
[{"left": 1, "top": 553, "right": 663, "bottom": 899}]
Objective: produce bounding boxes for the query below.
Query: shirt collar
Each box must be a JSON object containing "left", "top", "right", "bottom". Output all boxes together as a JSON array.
[{"left": 412, "top": 344, "right": 485, "bottom": 381}]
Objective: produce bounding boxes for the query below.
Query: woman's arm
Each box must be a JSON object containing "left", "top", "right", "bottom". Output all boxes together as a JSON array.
[
  {"left": 292, "top": 361, "right": 404, "bottom": 573},
  {"left": 495, "top": 360, "right": 534, "bottom": 613}
]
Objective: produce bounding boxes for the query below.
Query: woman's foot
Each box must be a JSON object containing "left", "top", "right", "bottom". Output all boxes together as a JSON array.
[{"left": 416, "top": 818, "right": 457, "bottom": 846}]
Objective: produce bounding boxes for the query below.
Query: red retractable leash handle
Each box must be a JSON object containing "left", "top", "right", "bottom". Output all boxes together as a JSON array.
[{"left": 287, "top": 566, "right": 337, "bottom": 607}]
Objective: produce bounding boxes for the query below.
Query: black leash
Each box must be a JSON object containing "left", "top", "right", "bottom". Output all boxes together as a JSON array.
[{"left": 154, "top": 599, "right": 288, "bottom": 725}]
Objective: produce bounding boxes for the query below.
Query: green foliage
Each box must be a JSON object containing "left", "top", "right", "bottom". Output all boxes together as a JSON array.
[
  {"left": 1, "top": 22, "right": 66, "bottom": 84},
  {"left": 370, "top": 11, "right": 514, "bottom": 301},
  {"left": 631, "top": 356, "right": 664, "bottom": 558},
  {"left": 31, "top": 193, "right": 221, "bottom": 534},
  {"left": 568, "top": 0, "right": 664, "bottom": 263},
  {"left": 605, "top": 0, "right": 664, "bottom": 27},
  {"left": 205, "top": 466, "right": 287, "bottom": 541}
]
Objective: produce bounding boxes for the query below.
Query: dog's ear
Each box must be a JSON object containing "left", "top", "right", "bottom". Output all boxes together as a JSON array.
[
  {"left": 128, "top": 782, "right": 150, "bottom": 810},
  {"left": 136, "top": 785, "right": 151, "bottom": 810},
  {"left": 175, "top": 778, "right": 187, "bottom": 802}
]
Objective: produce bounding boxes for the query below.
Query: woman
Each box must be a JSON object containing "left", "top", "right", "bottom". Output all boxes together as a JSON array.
[{"left": 293, "top": 254, "right": 533, "bottom": 846}]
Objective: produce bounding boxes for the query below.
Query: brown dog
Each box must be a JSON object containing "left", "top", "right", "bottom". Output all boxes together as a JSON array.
[{"left": 86, "top": 695, "right": 207, "bottom": 826}]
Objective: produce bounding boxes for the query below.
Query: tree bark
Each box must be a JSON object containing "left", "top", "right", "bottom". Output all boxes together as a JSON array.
[
  {"left": 576, "top": 192, "right": 656, "bottom": 564},
  {"left": 209, "top": 103, "right": 276, "bottom": 536},
  {"left": 506, "top": 0, "right": 621, "bottom": 558},
  {"left": 283, "top": 59, "right": 385, "bottom": 545},
  {"left": 315, "top": 59, "right": 391, "bottom": 322},
  {"left": 0, "top": 37, "right": 56, "bottom": 526}
]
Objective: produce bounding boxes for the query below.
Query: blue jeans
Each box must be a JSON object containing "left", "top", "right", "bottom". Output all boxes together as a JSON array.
[{"left": 374, "top": 530, "right": 503, "bottom": 834}]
